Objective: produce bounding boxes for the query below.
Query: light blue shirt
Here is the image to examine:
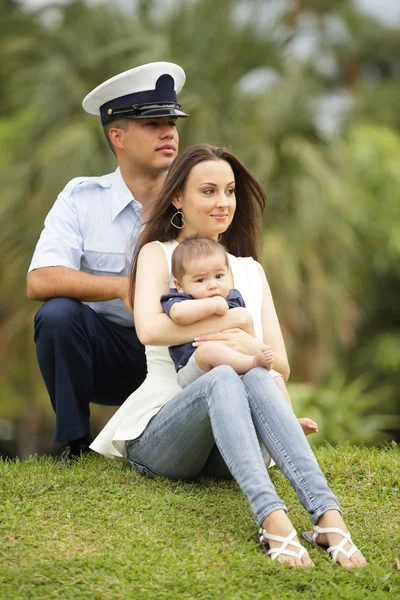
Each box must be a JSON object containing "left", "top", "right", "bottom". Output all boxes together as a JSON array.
[{"left": 28, "top": 167, "right": 144, "bottom": 327}]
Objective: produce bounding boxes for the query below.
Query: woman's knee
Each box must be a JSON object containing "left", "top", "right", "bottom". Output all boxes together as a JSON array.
[
  {"left": 242, "top": 367, "right": 281, "bottom": 396},
  {"left": 203, "top": 365, "right": 248, "bottom": 408},
  {"left": 205, "top": 364, "right": 239, "bottom": 386}
]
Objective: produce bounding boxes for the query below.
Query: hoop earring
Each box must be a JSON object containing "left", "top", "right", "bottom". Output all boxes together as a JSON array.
[{"left": 170, "top": 209, "right": 185, "bottom": 230}]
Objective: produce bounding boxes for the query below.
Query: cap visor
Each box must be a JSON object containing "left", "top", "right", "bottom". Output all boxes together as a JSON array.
[{"left": 127, "top": 107, "right": 189, "bottom": 119}]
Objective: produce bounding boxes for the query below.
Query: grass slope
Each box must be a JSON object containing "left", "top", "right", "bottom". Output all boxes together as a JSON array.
[{"left": 1, "top": 444, "right": 399, "bottom": 600}]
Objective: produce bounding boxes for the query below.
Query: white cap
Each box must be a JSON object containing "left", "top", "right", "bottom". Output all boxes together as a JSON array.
[{"left": 82, "top": 62, "right": 188, "bottom": 124}]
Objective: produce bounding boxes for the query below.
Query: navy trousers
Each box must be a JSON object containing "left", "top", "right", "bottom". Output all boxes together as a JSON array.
[{"left": 34, "top": 298, "right": 147, "bottom": 442}]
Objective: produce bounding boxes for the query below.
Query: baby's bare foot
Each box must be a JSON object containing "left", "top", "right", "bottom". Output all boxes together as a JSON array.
[
  {"left": 254, "top": 348, "right": 274, "bottom": 370},
  {"left": 298, "top": 417, "right": 319, "bottom": 436}
]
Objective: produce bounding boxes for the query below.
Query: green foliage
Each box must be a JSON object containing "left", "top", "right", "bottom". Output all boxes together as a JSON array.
[
  {"left": 290, "top": 373, "right": 399, "bottom": 446},
  {"left": 1, "top": 446, "right": 399, "bottom": 599},
  {"left": 340, "top": 125, "right": 400, "bottom": 426},
  {"left": 347, "top": 125, "right": 400, "bottom": 272},
  {"left": 0, "top": 0, "right": 399, "bottom": 454}
]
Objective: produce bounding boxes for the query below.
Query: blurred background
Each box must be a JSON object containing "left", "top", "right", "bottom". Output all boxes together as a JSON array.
[{"left": 1, "top": 0, "right": 399, "bottom": 458}]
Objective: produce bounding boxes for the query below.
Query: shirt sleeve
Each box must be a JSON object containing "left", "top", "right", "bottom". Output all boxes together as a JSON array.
[
  {"left": 28, "top": 190, "right": 83, "bottom": 274},
  {"left": 160, "top": 289, "right": 193, "bottom": 316},
  {"left": 226, "top": 288, "right": 246, "bottom": 309}
]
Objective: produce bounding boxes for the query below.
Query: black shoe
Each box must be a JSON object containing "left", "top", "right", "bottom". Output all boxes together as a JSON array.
[{"left": 57, "top": 439, "right": 92, "bottom": 468}]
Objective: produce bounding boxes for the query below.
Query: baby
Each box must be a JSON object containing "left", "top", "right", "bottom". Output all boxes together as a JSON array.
[{"left": 161, "top": 236, "right": 318, "bottom": 435}]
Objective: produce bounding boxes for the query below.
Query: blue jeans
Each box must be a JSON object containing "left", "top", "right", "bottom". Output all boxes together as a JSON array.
[{"left": 126, "top": 366, "right": 340, "bottom": 526}]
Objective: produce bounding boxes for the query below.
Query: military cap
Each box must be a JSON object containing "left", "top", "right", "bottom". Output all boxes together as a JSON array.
[{"left": 82, "top": 61, "right": 188, "bottom": 125}]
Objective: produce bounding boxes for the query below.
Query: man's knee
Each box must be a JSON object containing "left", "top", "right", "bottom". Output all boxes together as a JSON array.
[{"left": 34, "top": 298, "right": 85, "bottom": 335}]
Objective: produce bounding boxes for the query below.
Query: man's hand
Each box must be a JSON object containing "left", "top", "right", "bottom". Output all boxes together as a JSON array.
[
  {"left": 119, "top": 277, "right": 132, "bottom": 313},
  {"left": 27, "top": 267, "right": 132, "bottom": 307}
]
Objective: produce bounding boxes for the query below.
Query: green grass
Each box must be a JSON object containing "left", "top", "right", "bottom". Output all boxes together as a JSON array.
[{"left": 1, "top": 444, "right": 399, "bottom": 600}]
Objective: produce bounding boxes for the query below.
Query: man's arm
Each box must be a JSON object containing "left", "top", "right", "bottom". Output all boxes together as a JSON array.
[
  {"left": 169, "top": 296, "right": 228, "bottom": 325},
  {"left": 27, "top": 267, "right": 130, "bottom": 310},
  {"left": 27, "top": 183, "right": 134, "bottom": 311}
]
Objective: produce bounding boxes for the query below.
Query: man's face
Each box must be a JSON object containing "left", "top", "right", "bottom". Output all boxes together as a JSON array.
[{"left": 117, "top": 117, "right": 179, "bottom": 173}]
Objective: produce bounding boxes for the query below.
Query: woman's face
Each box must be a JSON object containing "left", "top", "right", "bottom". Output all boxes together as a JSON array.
[{"left": 172, "top": 160, "right": 236, "bottom": 241}]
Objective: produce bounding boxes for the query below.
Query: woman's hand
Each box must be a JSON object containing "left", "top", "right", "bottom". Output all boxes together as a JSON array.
[{"left": 194, "top": 328, "right": 266, "bottom": 356}]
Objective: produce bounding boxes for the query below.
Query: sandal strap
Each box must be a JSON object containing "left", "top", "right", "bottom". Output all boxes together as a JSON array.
[
  {"left": 258, "top": 528, "right": 308, "bottom": 561},
  {"left": 312, "top": 526, "right": 359, "bottom": 562}
]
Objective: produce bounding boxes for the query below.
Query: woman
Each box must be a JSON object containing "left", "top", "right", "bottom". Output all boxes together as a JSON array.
[{"left": 91, "top": 144, "right": 366, "bottom": 568}]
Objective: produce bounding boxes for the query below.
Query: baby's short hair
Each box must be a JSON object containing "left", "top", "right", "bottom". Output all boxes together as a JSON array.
[{"left": 171, "top": 236, "right": 229, "bottom": 281}]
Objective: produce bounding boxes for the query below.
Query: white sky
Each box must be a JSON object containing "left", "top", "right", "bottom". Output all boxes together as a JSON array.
[{"left": 17, "top": 0, "right": 400, "bottom": 26}]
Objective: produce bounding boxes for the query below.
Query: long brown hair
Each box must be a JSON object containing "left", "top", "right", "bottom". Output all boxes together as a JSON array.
[{"left": 129, "top": 144, "right": 266, "bottom": 305}]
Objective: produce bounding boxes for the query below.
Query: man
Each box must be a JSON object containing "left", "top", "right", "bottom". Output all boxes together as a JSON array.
[{"left": 27, "top": 62, "right": 188, "bottom": 464}]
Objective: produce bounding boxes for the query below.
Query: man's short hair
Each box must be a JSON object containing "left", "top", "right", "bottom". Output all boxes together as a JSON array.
[{"left": 103, "top": 119, "right": 129, "bottom": 155}]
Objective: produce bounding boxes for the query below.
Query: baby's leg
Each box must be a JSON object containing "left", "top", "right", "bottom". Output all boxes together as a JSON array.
[
  {"left": 274, "top": 376, "right": 318, "bottom": 436},
  {"left": 195, "top": 342, "right": 272, "bottom": 375}
]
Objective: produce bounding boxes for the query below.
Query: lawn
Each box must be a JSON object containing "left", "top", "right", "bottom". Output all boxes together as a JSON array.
[{"left": 1, "top": 444, "right": 399, "bottom": 600}]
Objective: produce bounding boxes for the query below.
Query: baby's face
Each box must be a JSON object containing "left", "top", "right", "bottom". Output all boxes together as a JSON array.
[{"left": 175, "top": 254, "right": 230, "bottom": 299}]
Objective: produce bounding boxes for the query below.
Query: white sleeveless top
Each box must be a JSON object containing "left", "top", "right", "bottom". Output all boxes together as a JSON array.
[{"left": 91, "top": 240, "right": 275, "bottom": 459}]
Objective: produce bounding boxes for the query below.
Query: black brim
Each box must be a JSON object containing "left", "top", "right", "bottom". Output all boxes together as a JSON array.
[{"left": 126, "top": 107, "right": 189, "bottom": 119}]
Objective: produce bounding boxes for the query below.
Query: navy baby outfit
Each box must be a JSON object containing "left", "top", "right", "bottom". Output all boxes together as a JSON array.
[{"left": 160, "top": 288, "right": 245, "bottom": 372}]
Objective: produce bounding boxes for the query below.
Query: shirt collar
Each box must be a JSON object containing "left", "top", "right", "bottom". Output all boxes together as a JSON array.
[{"left": 111, "top": 167, "right": 142, "bottom": 221}]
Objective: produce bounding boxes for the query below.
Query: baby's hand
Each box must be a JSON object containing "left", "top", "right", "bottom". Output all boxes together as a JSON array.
[{"left": 213, "top": 296, "right": 229, "bottom": 315}]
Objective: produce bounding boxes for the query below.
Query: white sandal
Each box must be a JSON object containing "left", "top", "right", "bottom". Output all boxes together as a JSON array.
[
  {"left": 302, "top": 526, "right": 359, "bottom": 563},
  {"left": 258, "top": 528, "right": 309, "bottom": 561}
]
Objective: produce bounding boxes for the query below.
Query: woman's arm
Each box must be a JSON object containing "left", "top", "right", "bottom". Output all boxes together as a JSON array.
[
  {"left": 134, "top": 243, "right": 252, "bottom": 345},
  {"left": 256, "top": 262, "right": 290, "bottom": 381}
]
